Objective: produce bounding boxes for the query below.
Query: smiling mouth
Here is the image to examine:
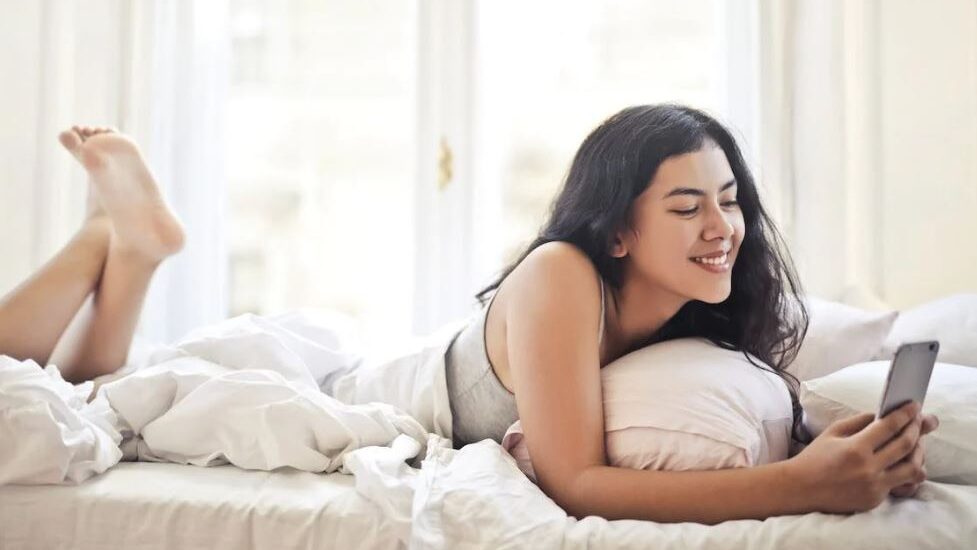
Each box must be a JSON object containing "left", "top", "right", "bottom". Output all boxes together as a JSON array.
[
  {"left": 689, "top": 252, "right": 732, "bottom": 273},
  {"left": 690, "top": 252, "right": 729, "bottom": 265}
]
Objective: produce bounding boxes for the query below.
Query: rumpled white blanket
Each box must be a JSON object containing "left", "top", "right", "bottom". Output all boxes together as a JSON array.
[
  {"left": 0, "top": 359, "right": 122, "bottom": 484},
  {"left": 0, "top": 310, "right": 467, "bottom": 486},
  {"left": 345, "top": 434, "right": 977, "bottom": 549}
]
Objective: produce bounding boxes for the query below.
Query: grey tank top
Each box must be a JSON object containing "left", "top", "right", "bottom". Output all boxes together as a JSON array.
[{"left": 445, "top": 277, "right": 606, "bottom": 448}]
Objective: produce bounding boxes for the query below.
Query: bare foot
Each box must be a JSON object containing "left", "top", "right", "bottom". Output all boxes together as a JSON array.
[{"left": 58, "top": 127, "right": 185, "bottom": 262}]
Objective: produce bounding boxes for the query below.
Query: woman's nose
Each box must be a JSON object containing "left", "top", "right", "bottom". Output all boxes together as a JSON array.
[{"left": 702, "top": 204, "right": 735, "bottom": 241}]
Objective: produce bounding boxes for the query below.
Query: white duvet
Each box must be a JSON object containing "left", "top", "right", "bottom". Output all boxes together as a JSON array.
[
  {"left": 0, "top": 310, "right": 447, "bottom": 485},
  {"left": 1, "top": 310, "right": 975, "bottom": 549}
]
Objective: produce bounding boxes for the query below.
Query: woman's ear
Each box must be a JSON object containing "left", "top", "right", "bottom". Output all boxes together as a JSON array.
[{"left": 609, "top": 233, "right": 628, "bottom": 258}]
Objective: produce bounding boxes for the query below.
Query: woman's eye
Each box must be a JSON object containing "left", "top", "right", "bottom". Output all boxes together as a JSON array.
[{"left": 673, "top": 201, "right": 738, "bottom": 216}]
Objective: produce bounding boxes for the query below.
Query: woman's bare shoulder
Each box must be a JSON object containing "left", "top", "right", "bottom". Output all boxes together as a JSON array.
[
  {"left": 503, "top": 241, "right": 603, "bottom": 325},
  {"left": 509, "top": 241, "right": 600, "bottom": 289}
]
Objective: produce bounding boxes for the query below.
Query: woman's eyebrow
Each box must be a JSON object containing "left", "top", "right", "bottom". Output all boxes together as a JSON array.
[{"left": 663, "top": 179, "right": 737, "bottom": 199}]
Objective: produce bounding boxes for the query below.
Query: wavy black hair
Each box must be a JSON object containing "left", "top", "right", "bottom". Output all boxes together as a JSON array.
[{"left": 475, "top": 104, "right": 810, "bottom": 441}]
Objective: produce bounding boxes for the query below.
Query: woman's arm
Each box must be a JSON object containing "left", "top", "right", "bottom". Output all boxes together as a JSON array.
[
  {"left": 565, "top": 459, "right": 802, "bottom": 524},
  {"left": 503, "top": 242, "right": 928, "bottom": 524},
  {"left": 556, "top": 399, "right": 925, "bottom": 524}
]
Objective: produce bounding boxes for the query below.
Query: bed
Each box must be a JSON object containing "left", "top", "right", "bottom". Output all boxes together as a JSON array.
[
  {"left": 2, "top": 296, "right": 976, "bottom": 549},
  {"left": 2, "top": 445, "right": 975, "bottom": 549}
]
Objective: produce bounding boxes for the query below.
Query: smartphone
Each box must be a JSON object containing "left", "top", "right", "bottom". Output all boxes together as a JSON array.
[{"left": 878, "top": 340, "right": 939, "bottom": 418}]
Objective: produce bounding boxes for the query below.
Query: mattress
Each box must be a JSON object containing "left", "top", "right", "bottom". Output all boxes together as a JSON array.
[{"left": 0, "top": 462, "right": 399, "bottom": 550}]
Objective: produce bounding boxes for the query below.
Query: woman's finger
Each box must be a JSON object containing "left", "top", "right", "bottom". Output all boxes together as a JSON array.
[
  {"left": 857, "top": 401, "right": 919, "bottom": 450},
  {"left": 889, "top": 448, "right": 926, "bottom": 499},
  {"left": 889, "top": 482, "right": 920, "bottom": 498},
  {"left": 876, "top": 415, "right": 922, "bottom": 468},
  {"left": 884, "top": 445, "right": 926, "bottom": 487},
  {"left": 920, "top": 414, "right": 940, "bottom": 435}
]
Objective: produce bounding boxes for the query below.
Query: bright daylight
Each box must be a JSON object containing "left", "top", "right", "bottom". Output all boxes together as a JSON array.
[{"left": 1, "top": 0, "right": 976, "bottom": 548}]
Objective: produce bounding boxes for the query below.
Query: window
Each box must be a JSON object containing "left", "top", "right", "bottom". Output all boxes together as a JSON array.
[
  {"left": 225, "top": 0, "right": 417, "bottom": 349},
  {"left": 474, "top": 0, "right": 723, "bottom": 266},
  {"left": 224, "top": 0, "right": 736, "bottom": 341}
]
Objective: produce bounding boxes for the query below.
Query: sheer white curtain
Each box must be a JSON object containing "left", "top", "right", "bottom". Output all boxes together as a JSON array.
[
  {"left": 0, "top": 0, "right": 127, "bottom": 291},
  {"left": 137, "top": 0, "right": 230, "bottom": 344},
  {"left": 0, "top": 0, "right": 230, "bottom": 345},
  {"left": 757, "top": 0, "right": 887, "bottom": 307},
  {"left": 758, "top": 0, "right": 977, "bottom": 308}
]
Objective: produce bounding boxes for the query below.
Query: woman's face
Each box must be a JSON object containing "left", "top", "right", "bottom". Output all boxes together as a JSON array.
[{"left": 615, "top": 141, "right": 745, "bottom": 304}]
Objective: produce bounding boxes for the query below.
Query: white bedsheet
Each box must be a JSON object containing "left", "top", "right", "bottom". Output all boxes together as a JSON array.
[
  {"left": 1, "top": 434, "right": 974, "bottom": 549},
  {"left": 0, "top": 462, "right": 402, "bottom": 549}
]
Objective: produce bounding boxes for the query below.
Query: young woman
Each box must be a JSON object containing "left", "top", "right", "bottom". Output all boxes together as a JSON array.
[{"left": 0, "top": 106, "right": 937, "bottom": 525}]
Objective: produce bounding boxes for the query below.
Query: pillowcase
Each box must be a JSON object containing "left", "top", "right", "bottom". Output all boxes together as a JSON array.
[
  {"left": 879, "top": 294, "right": 977, "bottom": 368},
  {"left": 801, "top": 360, "right": 977, "bottom": 485},
  {"left": 501, "top": 338, "right": 794, "bottom": 482},
  {"left": 785, "top": 296, "right": 899, "bottom": 382}
]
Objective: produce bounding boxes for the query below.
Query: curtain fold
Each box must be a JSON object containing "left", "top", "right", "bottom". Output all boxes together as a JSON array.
[
  {"left": 137, "top": 0, "right": 230, "bottom": 344},
  {"left": 757, "top": 0, "right": 885, "bottom": 304}
]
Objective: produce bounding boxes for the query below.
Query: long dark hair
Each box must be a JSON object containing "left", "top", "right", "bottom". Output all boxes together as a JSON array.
[{"left": 475, "top": 104, "right": 809, "bottom": 440}]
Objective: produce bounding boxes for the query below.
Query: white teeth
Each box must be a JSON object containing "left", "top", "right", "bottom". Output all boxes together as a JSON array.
[{"left": 692, "top": 253, "right": 728, "bottom": 265}]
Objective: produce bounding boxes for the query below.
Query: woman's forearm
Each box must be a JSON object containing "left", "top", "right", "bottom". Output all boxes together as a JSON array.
[{"left": 562, "top": 460, "right": 809, "bottom": 524}]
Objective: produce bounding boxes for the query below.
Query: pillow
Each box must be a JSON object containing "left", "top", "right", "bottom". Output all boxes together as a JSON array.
[
  {"left": 801, "top": 361, "right": 977, "bottom": 485},
  {"left": 501, "top": 338, "right": 794, "bottom": 482},
  {"left": 879, "top": 294, "right": 977, "bottom": 368},
  {"left": 785, "top": 296, "right": 899, "bottom": 382},
  {"left": 840, "top": 284, "right": 894, "bottom": 312}
]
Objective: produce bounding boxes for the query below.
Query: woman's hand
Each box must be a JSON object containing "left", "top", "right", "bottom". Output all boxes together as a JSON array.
[
  {"left": 786, "top": 401, "right": 938, "bottom": 514},
  {"left": 888, "top": 412, "right": 939, "bottom": 498}
]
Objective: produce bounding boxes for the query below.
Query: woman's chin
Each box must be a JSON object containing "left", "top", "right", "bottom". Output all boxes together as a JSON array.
[{"left": 693, "top": 286, "right": 731, "bottom": 304}]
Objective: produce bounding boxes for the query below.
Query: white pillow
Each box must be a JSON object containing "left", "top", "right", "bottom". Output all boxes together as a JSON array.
[
  {"left": 502, "top": 338, "right": 794, "bottom": 482},
  {"left": 785, "top": 296, "right": 899, "bottom": 382},
  {"left": 801, "top": 361, "right": 977, "bottom": 485},
  {"left": 840, "top": 284, "right": 894, "bottom": 312},
  {"left": 879, "top": 294, "right": 977, "bottom": 368}
]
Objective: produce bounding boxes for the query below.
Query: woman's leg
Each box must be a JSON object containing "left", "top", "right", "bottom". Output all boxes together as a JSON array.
[
  {"left": 56, "top": 126, "right": 186, "bottom": 383},
  {"left": 0, "top": 126, "right": 185, "bottom": 384},
  {"left": 0, "top": 215, "right": 111, "bottom": 367}
]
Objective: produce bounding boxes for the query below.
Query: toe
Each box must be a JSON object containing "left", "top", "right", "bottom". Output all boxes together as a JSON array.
[{"left": 58, "top": 129, "right": 83, "bottom": 153}]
